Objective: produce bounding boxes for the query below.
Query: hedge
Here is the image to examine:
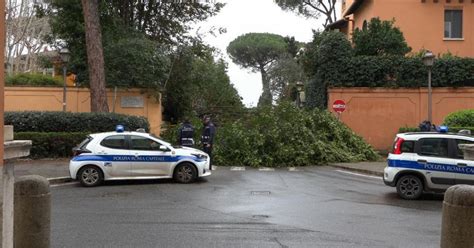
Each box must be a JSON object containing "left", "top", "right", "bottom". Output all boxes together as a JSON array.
[
  {"left": 444, "top": 109, "right": 474, "bottom": 127},
  {"left": 330, "top": 56, "right": 474, "bottom": 88},
  {"left": 15, "top": 132, "right": 89, "bottom": 158},
  {"left": 6, "top": 73, "right": 62, "bottom": 87},
  {"left": 5, "top": 111, "right": 150, "bottom": 132}
]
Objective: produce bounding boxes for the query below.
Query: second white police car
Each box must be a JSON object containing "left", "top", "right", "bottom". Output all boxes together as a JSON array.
[
  {"left": 384, "top": 127, "right": 474, "bottom": 200},
  {"left": 69, "top": 125, "right": 211, "bottom": 187}
]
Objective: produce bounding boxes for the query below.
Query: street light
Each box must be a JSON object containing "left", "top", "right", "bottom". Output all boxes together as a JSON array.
[
  {"left": 59, "top": 48, "right": 70, "bottom": 112},
  {"left": 422, "top": 50, "right": 435, "bottom": 123}
]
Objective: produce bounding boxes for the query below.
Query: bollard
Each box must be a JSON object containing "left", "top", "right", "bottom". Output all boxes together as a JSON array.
[
  {"left": 14, "top": 175, "right": 51, "bottom": 248},
  {"left": 440, "top": 185, "right": 474, "bottom": 248}
]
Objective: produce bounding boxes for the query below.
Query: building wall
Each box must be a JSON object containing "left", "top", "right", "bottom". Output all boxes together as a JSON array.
[
  {"left": 328, "top": 87, "right": 474, "bottom": 151},
  {"left": 5, "top": 87, "right": 162, "bottom": 135},
  {"left": 347, "top": 0, "right": 474, "bottom": 57}
]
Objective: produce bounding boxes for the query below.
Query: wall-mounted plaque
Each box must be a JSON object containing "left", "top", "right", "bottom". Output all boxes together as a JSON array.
[{"left": 121, "top": 96, "right": 144, "bottom": 108}]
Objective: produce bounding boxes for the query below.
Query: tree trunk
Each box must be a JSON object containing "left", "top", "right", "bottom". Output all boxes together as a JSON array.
[
  {"left": 258, "top": 67, "right": 272, "bottom": 107},
  {"left": 81, "top": 0, "right": 109, "bottom": 112}
]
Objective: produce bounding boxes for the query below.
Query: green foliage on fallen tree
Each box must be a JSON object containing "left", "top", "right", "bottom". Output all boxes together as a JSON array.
[{"left": 162, "top": 102, "right": 378, "bottom": 167}]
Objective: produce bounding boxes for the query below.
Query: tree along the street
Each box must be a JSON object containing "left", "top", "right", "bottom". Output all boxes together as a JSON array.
[
  {"left": 163, "top": 45, "right": 243, "bottom": 123},
  {"left": 42, "top": 0, "right": 224, "bottom": 112},
  {"left": 104, "top": 1, "right": 224, "bottom": 45},
  {"left": 274, "top": 0, "right": 337, "bottom": 28},
  {"left": 227, "top": 33, "right": 287, "bottom": 107},
  {"left": 81, "top": 0, "right": 108, "bottom": 112}
]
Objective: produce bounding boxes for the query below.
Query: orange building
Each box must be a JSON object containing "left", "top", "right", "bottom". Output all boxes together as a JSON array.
[{"left": 328, "top": 0, "right": 474, "bottom": 57}]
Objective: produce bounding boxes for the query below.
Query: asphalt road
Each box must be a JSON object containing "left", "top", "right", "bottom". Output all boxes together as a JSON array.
[{"left": 51, "top": 166, "right": 443, "bottom": 248}]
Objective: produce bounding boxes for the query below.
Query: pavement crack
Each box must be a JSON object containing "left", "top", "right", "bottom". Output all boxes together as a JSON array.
[{"left": 272, "top": 237, "right": 289, "bottom": 248}]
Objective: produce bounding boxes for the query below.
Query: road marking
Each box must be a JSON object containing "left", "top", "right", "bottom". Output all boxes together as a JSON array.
[
  {"left": 230, "top": 166, "right": 246, "bottom": 171},
  {"left": 288, "top": 167, "right": 299, "bottom": 172},
  {"left": 258, "top": 167, "right": 275, "bottom": 171},
  {"left": 211, "top": 166, "right": 218, "bottom": 171},
  {"left": 335, "top": 170, "right": 381, "bottom": 180},
  {"left": 51, "top": 182, "right": 78, "bottom": 188}
]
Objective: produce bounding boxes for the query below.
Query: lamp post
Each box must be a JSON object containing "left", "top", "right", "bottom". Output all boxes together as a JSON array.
[
  {"left": 295, "top": 81, "right": 304, "bottom": 108},
  {"left": 422, "top": 51, "right": 435, "bottom": 123},
  {"left": 59, "top": 48, "right": 70, "bottom": 111}
]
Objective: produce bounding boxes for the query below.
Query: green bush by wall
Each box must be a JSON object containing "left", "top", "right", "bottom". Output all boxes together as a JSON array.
[
  {"left": 6, "top": 73, "right": 62, "bottom": 87},
  {"left": 5, "top": 111, "right": 150, "bottom": 133},
  {"left": 444, "top": 109, "right": 474, "bottom": 127},
  {"left": 15, "top": 132, "right": 89, "bottom": 158}
]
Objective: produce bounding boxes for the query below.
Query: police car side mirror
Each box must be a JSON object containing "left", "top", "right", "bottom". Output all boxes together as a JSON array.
[{"left": 159, "top": 145, "right": 170, "bottom": 151}]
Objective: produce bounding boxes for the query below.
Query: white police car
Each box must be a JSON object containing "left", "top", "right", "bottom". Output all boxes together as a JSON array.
[
  {"left": 384, "top": 127, "right": 474, "bottom": 200},
  {"left": 69, "top": 126, "right": 211, "bottom": 187}
]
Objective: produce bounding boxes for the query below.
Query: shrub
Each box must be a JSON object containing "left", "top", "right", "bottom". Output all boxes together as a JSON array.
[
  {"left": 444, "top": 109, "right": 474, "bottom": 127},
  {"left": 162, "top": 102, "right": 379, "bottom": 167},
  {"left": 5, "top": 111, "right": 150, "bottom": 132},
  {"left": 15, "top": 132, "right": 89, "bottom": 158},
  {"left": 353, "top": 18, "right": 411, "bottom": 56},
  {"left": 6, "top": 73, "right": 62, "bottom": 87}
]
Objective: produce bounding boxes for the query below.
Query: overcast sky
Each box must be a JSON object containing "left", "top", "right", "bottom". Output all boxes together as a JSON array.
[{"left": 194, "top": 0, "right": 327, "bottom": 107}]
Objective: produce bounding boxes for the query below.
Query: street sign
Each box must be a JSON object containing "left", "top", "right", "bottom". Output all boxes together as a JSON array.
[{"left": 332, "top": 100, "right": 346, "bottom": 113}]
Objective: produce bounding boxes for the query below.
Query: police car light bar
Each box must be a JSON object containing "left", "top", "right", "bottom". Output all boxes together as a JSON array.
[
  {"left": 438, "top": 125, "right": 448, "bottom": 133},
  {"left": 116, "top": 125, "right": 125, "bottom": 133}
]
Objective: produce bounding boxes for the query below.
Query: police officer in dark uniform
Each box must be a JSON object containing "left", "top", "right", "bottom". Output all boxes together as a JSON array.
[
  {"left": 177, "top": 119, "right": 195, "bottom": 147},
  {"left": 201, "top": 116, "right": 216, "bottom": 170}
]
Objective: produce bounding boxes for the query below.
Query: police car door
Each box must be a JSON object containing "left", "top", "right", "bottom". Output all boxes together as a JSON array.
[
  {"left": 98, "top": 135, "right": 132, "bottom": 177},
  {"left": 453, "top": 138, "right": 474, "bottom": 185},
  {"left": 415, "top": 137, "right": 457, "bottom": 187},
  {"left": 129, "top": 135, "right": 172, "bottom": 177}
]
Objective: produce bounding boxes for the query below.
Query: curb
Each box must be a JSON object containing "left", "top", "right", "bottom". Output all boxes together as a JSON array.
[
  {"left": 47, "top": 177, "right": 73, "bottom": 185},
  {"left": 329, "top": 164, "right": 384, "bottom": 177}
]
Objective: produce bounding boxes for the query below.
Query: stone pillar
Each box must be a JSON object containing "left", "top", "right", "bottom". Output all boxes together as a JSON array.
[
  {"left": 458, "top": 144, "right": 474, "bottom": 160},
  {"left": 14, "top": 175, "right": 51, "bottom": 248},
  {"left": 440, "top": 185, "right": 474, "bottom": 248}
]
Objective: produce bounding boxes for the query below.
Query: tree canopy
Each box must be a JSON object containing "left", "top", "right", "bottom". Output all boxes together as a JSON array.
[
  {"left": 164, "top": 45, "right": 243, "bottom": 122},
  {"left": 352, "top": 18, "right": 412, "bottom": 56},
  {"left": 227, "top": 33, "right": 287, "bottom": 106},
  {"left": 40, "top": 0, "right": 223, "bottom": 86},
  {"left": 274, "top": 0, "right": 337, "bottom": 28}
]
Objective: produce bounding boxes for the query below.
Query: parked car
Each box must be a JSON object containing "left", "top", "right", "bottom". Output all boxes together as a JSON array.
[
  {"left": 384, "top": 128, "right": 474, "bottom": 200},
  {"left": 70, "top": 126, "right": 211, "bottom": 187}
]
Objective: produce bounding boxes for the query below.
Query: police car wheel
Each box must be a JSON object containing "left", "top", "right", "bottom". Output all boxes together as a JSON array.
[
  {"left": 78, "top": 165, "right": 103, "bottom": 187},
  {"left": 396, "top": 175, "right": 423, "bottom": 200},
  {"left": 174, "top": 163, "right": 197, "bottom": 184}
]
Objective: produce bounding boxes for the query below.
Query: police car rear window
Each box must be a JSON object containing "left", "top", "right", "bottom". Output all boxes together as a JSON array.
[
  {"left": 401, "top": 141, "right": 415, "bottom": 153},
  {"left": 78, "top": 136, "right": 93, "bottom": 149},
  {"left": 100, "top": 135, "right": 127, "bottom": 149}
]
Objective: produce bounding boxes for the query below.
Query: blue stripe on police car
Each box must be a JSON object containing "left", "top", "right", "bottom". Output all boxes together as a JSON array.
[
  {"left": 388, "top": 159, "right": 474, "bottom": 175},
  {"left": 72, "top": 155, "right": 205, "bottom": 163}
]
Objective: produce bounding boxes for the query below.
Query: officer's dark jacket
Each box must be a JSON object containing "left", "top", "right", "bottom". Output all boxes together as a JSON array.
[{"left": 201, "top": 123, "right": 216, "bottom": 145}]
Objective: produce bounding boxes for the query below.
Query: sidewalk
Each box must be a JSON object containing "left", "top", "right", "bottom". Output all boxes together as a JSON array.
[
  {"left": 8, "top": 159, "right": 71, "bottom": 184},
  {"left": 330, "top": 161, "right": 386, "bottom": 177}
]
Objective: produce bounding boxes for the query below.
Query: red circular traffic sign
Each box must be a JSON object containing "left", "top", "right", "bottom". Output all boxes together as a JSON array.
[{"left": 332, "top": 100, "right": 346, "bottom": 113}]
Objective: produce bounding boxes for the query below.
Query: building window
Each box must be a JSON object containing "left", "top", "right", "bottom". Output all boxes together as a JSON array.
[{"left": 444, "top": 10, "right": 463, "bottom": 39}]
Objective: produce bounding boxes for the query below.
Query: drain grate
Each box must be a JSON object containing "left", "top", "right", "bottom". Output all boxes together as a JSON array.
[{"left": 251, "top": 191, "right": 271, "bottom": 195}]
